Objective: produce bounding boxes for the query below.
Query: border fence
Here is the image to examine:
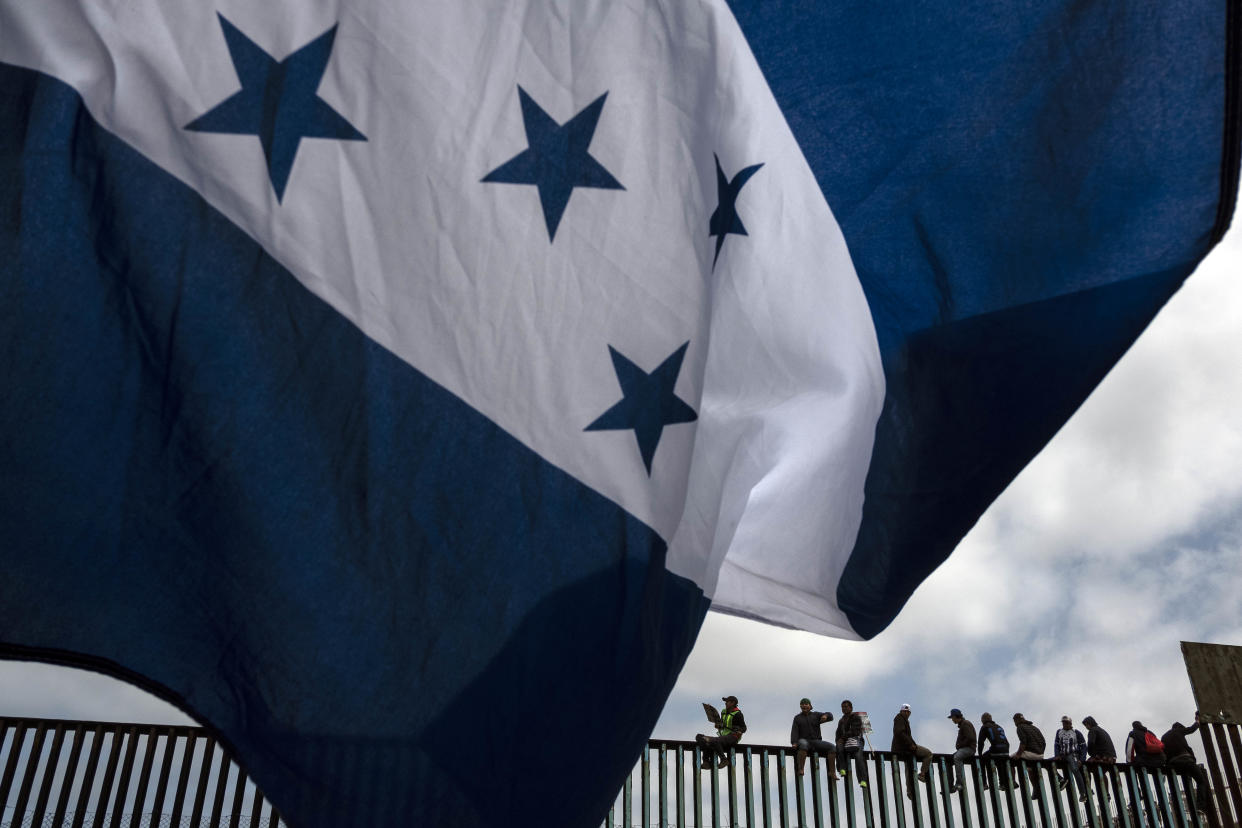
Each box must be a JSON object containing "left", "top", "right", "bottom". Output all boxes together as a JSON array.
[
  {"left": 3, "top": 717, "right": 1239, "bottom": 826},
  {"left": 0, "top": 718, "right": 282, "bottom": 828},
  {"left": 604, "top": 738, "right": 1240, "bottom": 828}
]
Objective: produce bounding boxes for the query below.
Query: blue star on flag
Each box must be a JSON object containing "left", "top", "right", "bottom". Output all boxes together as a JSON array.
[
  {"left": 586, "top": 343, "right": 698, "bottom": 475},
  {"left": 185, "top": 15, "right": 366, "bottom": 202},
  {"left": 483, "top": 86, "right": 624, "bottom": 241},
  {"left": 709, "top": 154, "right": 764, "bottom": 267}
]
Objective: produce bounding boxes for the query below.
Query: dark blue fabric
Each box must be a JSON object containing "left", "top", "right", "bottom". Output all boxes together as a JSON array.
[
  {"left": 725, "top": 0, "right": 1240, "bottom": 637},
  {"left": 0, "top": 64, "right": 708, "bottom": 828}
]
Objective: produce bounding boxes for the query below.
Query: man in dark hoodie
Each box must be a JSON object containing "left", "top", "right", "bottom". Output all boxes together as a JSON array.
[
  {"left": 1082, "top": 716, "right": 1116, "bottom": 765},
  {"left": 1011, "top": 713, "right": 1046, "bottom": 796},
  {"left": 1125, "top": 721, "right": 1165, "bottom": 769},
  {"left": 1162, "top": 714, "right": 1208, "bottom": 812},
  {"left": 978, "top": 712, "right": 1016, "bottom": 790},
  {"left": 892, "top": 703, "right": 932, "bottom": 797},
  {"left": 791, "top": 698, "right": 835, "bottom": 776}
]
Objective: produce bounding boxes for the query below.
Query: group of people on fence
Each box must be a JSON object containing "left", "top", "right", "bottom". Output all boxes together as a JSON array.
[{"left": 694, "top": 696, "right": 1210, "bottom": 816}]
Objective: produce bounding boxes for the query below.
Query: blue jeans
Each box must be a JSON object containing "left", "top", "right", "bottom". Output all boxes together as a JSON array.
[
  {"left": 840, "top": 746, "right": 868, "bottom": 782},
  {"left": 951, "top": 747, "right": 973, "bottom": 788}
]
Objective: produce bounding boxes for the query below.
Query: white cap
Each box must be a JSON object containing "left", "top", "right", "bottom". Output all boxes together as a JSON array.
[{"left": 900, "top": 703, "right": 911, "bottom": 711}]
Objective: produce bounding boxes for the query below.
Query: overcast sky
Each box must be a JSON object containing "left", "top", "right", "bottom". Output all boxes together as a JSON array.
[{"left": 2, "top": 197, "right": 1240, "bottom": 768}]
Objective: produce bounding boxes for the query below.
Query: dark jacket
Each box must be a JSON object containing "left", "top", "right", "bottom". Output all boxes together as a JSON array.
[
  {"left": 892, "top": 714, "right": 918, "bottom": 754},
  {"left": 1015, "top": 720, "right": 1045, "bottom": 754},
  {"left": 1160, "top": 722, "right": 1199, "bottom": 761},
  {"left": 1085, "top": 724, "right": 1116, "bottom": 759},
  {"left": 1127, "top": 726, "right": 1164, "bottom": 765},
  {"left": 955, "top": 719, "right": 977, "bottom": 751},
  {"left": 791, "top": 711, "right": 832, "bottom": 744},
  {"left": 978, "top": 722, "right": 1009, "bottom": 755},
  {"left": 836, "top": 712, "right": 864, "bottom": 746}
]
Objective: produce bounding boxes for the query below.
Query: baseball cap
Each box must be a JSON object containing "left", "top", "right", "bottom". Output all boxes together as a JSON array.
[
  {"left": 948, "top": 708, "right": 963, "bottom": 718},
  {"left": 900, "top": 703, "right": 911, "bottom": 711},
  {"left": 723, "top": 695, "right": 739, "bottom": 705}
]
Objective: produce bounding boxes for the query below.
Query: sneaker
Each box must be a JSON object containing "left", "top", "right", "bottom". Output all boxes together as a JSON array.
[
  {"left": 699, "top": 763, "right": 713, "bottom": 770},
  {"left": 917, "top": 773, "right": 928, "bottom": 783},
  {"left": 1058, "top": 778, "right": 1068, "bottom": 791},
  {"left": 838, "top": 769, "right": 847, "bottom": 778},
  {"left": 859, "top": 780, "right": 868, "bottom": 789},
  {"left": 717, "top": 757, "right": 730, "bottom": 769},
  {"left": 949, "top": 784, "right": 959, "bottom": 794},
  {"left": 1079, "top": 793, "right": 1088, "bottom": 803}
]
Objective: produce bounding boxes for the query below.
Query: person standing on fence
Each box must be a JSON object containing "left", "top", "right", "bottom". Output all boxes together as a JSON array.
[
  {"left": 791, "top": 698, "right": 836, "bottom": 777},
  {"left": 946, "top": 709, "right": 976, "bottom": 793},
  {"left": 892, "top": 703, "right": 933, "bottom": 798},
  {"left": 978, "top": 712, "right": 1016, "bottom": 790},
  {"left": 1052, "top": 716, "right": 1088, "bottom": 802},
  {"left": 1161, "top": 714, "right": 1209, "bottom": 815},
  {"left": 1082, "top": 716, "right": 1116, "bottom": 765},
  {"left": 696, "top": 695, "right": 747, "bottom": 769},
  {"left": 1125, "top": 720, "right": 1165, "bottom": 770},
  {"left": 835, "top": 699, "right": 869, "bottom": 788},
  {"left": 1011, "top": 713, "right": 1046, "bottom": 797}
]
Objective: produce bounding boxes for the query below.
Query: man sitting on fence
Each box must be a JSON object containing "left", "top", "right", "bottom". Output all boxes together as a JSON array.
[
  {"left": 835, "top": 700, "right": 869, "bottom": 788},
  {"left": 791, "top": 698, "right": 836, "bottom": 777},
  {"left": 1011, "top": 713, "right": 1046, "bottom": 797},
  {"left": 1052, "top": 716, "right": 1088, "bottom": 802},
  {"left": 1162, "top": 713, "right": 1209, "bottom": 817},
  {"left": 696, "top": 695, "right": 747, "bottom": 769},
  {"left": 892, "top": 703, "right": 932, "bottom": 798}
]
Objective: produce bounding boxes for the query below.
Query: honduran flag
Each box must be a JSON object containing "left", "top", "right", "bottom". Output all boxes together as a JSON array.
[{"left": 0, "top": 0, "right": 1237, "bottom": 825}]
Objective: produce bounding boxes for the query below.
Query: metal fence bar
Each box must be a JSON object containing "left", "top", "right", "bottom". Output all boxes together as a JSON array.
[
  {"left": 643, "top": 745, "right": 651, "bottom": 828},
  {"left": 889, "top": 756, "right": 907, "bottom": 828},
  {"left": 874, "top": 755, "right": 890, "bottom": 828},
  {"left": 794, "top": 757, "right": 807, "bottom": 828},
  {"left": 708, "top": 754, "right": 718, "bottom": 828},
  {"left": 811, "top": 754, "right": 825, "bottom": 828},
  {"left": 108, "top": 726, "right": 140, "bottom": 828},
  {"left": 680, "top": 749, "right": 690, "bottom": 828},
  {"left": 247, "top": 783, "right": 266, "bottom": 828},
  {"left": 694, "top": 745, "right": 704, "bottom": 828},
  {"left": 661, "top": 744, "right": 669, "bottom": 828},
  {"left": 229, "top": 764, "right": 248, "bottom": 828},
  {"left": 936, "top": 756, "right": 954, "bottom": 828},
  {"left": 30, "top": 721, "right": 66, "bottom": 827},
  {"left": 52, "top": 724, "right": 86, "bottom": 827},
  {"left": 744, "top": 747, "right": 756, "bottom": 828},
  {"left": 71, "top": 725, "right": 107, "bottom": 828},
  {"left": 625, "top": 759, "right": 635, "bottom": 828},
  {"left": 92, "top": 725, "right": 126, "bottom": 828},
  {"left": 1198, "top": 725, "right": 1230, "bottom": 828},
  {"left": 755, "top": 754, "right": 765, "bottom": 828},
  {"left": 1044, "top": 762, "right": 1067, "bottom": 828},
  {"left": 168, "top": 731, "right": 198, "bottom": 828},
  {"left": 209, "top": 741, "right": 232, "bottom": 828},
  {"left": 11, "top": 720, "right": 47, "bottom": 827},
  {"left": 775, "top": 749, "right": 787, "bottom": 828},
  {"left": 727, "top": 750, "right": 738, "bottom": 828},
  {"left": 1226, "top": 724, "right": 1242, "bottom": 824},
  {"left": 1165, "top": 765, "right": 1191, "bottom": 828},
  {"left": 0, "top": 720, "right": 28, "bottom": 813}
]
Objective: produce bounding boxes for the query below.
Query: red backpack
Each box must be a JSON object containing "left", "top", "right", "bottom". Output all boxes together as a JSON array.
[{"left": 1143, "top": 731, "right": 1164, "bottom": 754}]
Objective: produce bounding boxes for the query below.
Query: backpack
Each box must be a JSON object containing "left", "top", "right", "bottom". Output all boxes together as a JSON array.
[
  {"left": 985, "top": 723, "right": 1009, "bottom": 748},
  {"left": 1142, "top": 731, "right": 1164, "bottom": 754}
]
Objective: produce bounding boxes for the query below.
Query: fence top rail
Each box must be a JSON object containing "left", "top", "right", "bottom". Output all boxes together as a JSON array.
[
  {"left": 645, "top": 737, "right": 1153, "bottom": 769},
  {"left": 0, "top": 715, "right": 209, "bottom": 739}
]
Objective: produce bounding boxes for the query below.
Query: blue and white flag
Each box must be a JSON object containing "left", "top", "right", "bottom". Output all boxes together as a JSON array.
[{"left": 0, "top": 1, "right": 1236, "bottom": 825}]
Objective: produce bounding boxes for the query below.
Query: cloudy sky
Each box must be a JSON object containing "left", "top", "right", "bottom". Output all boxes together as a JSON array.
[{"left": 2, "top": 197, "right": 1240, "bottom": 768}]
